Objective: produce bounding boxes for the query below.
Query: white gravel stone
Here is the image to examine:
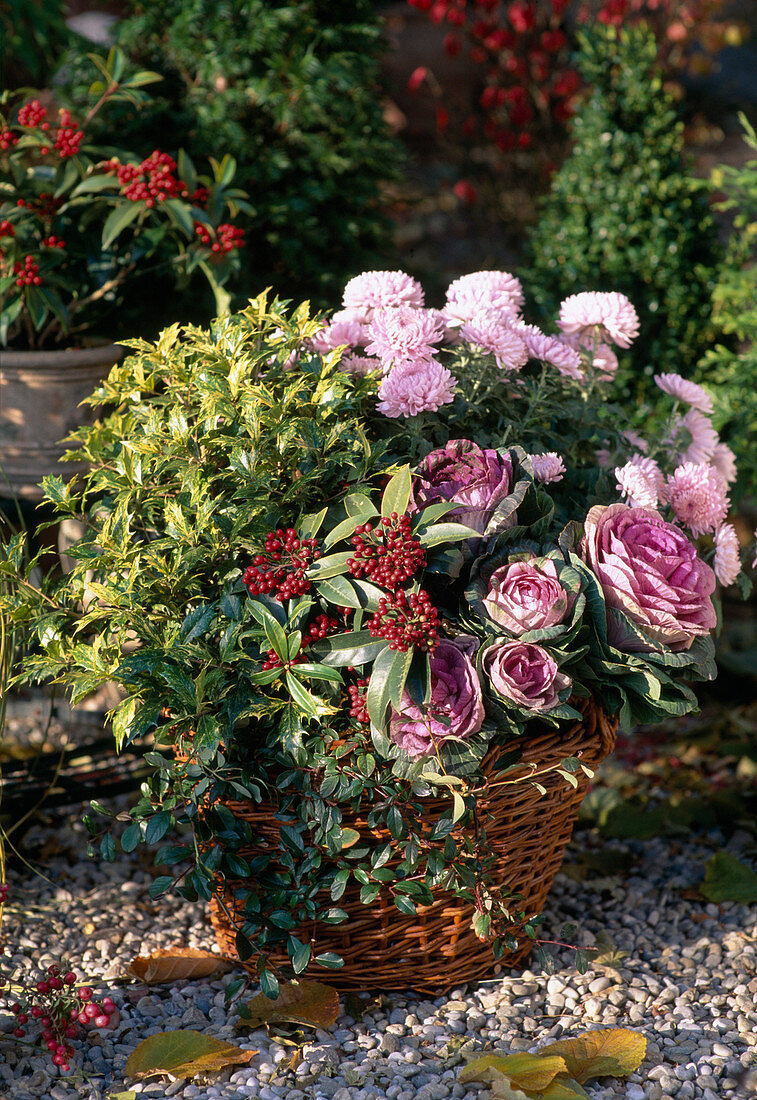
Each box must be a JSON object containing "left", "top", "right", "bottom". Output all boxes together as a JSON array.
[{"left": 1, "top": 772, "right": 755, "bottom": 1100}]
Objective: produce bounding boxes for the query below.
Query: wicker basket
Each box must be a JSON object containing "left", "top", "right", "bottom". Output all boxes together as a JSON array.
[{"left": 208, "top": 699, "right": 617, "bottom": 993}]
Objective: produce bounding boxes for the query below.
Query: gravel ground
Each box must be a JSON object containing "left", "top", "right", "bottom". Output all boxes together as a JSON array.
[
  {"left": 1, "top": 792, "right": 756, "bottom": 1100},
  {"left": 1, "top": 697, "right": 756, "bottom": 1100}
]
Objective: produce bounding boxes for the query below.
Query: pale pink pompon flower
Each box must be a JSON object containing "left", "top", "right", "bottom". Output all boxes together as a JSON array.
[
  {"left": 365, "top": 305, "right": 445, "bottom": 366},
  {"left": 516, "top": 323, "right": 583, "bottom": 379},
  {"left": 342, "top": 270, "right": 424, "bottom": 317},
  {"left": 377, "top": 359, "right": 456, "bottom": 418},
  {"left": 339, "top": 354, "right": 382, "bottom": 376},
  {"left": 557, "top": 291, "right": 640, "bottom": 349},
  {"left": 459, "top": 316, "right": 528, "bottom": 371},
  {"left": 654, "top": 373, "right": 714, "bottom": 416},
  {"left": 309, "top": 317, "right": 366, "bottom": 355},
  {"left": 615, "top": 456, "right": 663, "bottom": 509},
  {"left": 529, "top": 452, "right": 565, "bottom": 484},
  {"left": 673, "top": 409, "right": 719, "bottom": 466},
  {"left": 663, "top": 462, "right": 729, "bottom": 538},
  {"left": 444, "top": 270, "right": 524, "bottom": 324},
  {"left": 713, "top": 523, "right": 741, "bottom": 587},
  {"left": 710, "top": 442, "right": 737, "bottom": 485}
]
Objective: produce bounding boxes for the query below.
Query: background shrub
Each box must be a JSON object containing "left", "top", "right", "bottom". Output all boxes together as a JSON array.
[
  {"left": 69, "top": 0, "right": 404, "bottom": 311},
  {"left": 699, "top": 116, "right": 757, "bottom": 504},
  {"left": 524, "top": 23, "right": 724, "bottom": 401},
  {"left": 0, "top": 0, "right": 73, "bottom": 89}
]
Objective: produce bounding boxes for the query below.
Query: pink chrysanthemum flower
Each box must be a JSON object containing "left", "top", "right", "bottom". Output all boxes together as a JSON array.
[
  {"left": 710, "top": 442, "right": 738, "bottom": 485},
  {"left": 377, "top": 359, "right": 456, "bottom": 418},
  {"left": 444, "top": 270, "right": 524, "bottom": 324},
  {"left": 339, "top": 354, "right": 382, "bottom": 376},
  {"left": 515, "top": 323, "right": 583, "bottom": 379},
  {"left": 713, "top": 523, "right": 741, "bottom": 587},
  {"left": 365, "top": 305, "right": 445, "bottom": 366},
  {"left": 595, "top": 448, "right": 612, "bottom": 469},
  {"left": 309, "top": 317, "right": 366, "bottom": 355},
  {"left": 622, "top": 429, "right": 649, "bottom": 454},
  {"left": 591, "top": 342, "right": 619, "bottom": 379},
  {"left": 459, "top": 315, "right": 528, "bottom": 371},
  {"left": 654, "top": 373, "right": 714, "bottom": 415},
  {"left": 673, "top": 409, "right": 720, "bottom": 466},
  {"left": 663, "top": 462, "right": 729, "bottom": 537},
  {"left": 615, "top": 456, "right": 663, "bottom": 508},
  {"left": 342, "top": 270, "right": 424, "bottom": 317},
  {"left": 529, "top": 452, "right": 566, "bottom": 484},
  {"left": 557, "top": 291, "right": 640, "bottom": 348}
]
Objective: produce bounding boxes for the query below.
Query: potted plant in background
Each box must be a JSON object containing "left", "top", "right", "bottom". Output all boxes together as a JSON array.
[
  {"left": 0, "top": 47, "right": 249, "bottom": 501},
  {"left": 0, "top": 271, "right": 748, "bottom": 996}
]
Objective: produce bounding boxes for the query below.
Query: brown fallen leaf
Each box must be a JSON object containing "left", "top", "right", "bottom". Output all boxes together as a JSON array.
[
  {"left": 238, "top": 980, "right": 340, "bottom": 1030},
  {"left": 126, "top": 948, "right": 235, "bottom": 984},
  {"left": 460, "top": 1052, "right": 568, "bottom": 1094},
  {"left": 125, "top": 1030, "right": 255, "bottom": 1079},
  {"left": 538, "top": 1028, "right": 647, "bottom": 1084}
]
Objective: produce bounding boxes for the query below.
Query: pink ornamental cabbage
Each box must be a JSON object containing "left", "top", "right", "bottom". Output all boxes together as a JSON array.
[
  {"left": 410, "top": 439, "right": 513, "bottom": 534},
  {"left": 389, "top": 639, "right": 485, "bottom": 757},
  {"left": 581, "top": 503, "right": 717, "bottom": 652},
  {"left": 483, "top": 557, "right": 574, "bottom": 634},
  {"left": 482, "top": 641, "right": 571, "bottom": 712}
]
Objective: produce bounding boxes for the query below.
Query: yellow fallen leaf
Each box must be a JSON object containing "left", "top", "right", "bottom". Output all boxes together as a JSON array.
[
  {"left": 460, "top": 1053, "right": 568, "bottom": 1095},
  {"left": 238, "top": 979, "right": 340, "bottom": 1030},
  {"left": 126, "top": 947, "right": 234, "bottom": 984},
  {"left": 124, "top": 1031, "right": 256, "bottom": 1079},
  {"left": 538, "top": 1028, "right": 647, "bottom": 1084},
  {"left": 540, "top": 1078, "right": 590, "bottom": 1099}
]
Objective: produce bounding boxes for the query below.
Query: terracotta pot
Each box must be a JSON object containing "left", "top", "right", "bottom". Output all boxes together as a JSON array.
[{"left": 0, "top": 343, "right": 123, "bottom": 500}]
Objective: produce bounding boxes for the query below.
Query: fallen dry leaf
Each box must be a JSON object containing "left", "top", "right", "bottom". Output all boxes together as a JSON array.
[
  {"left": 238, "top": 979, "right": 340, "bottom": 1030},
  {"left": 125, "top": 1030, "right": 255, "bottom": 1079},
  {"left": 126, "top": 947, "right": 234, "bottom": 984},
  {"left": 538, "top": 1028, "right": 647, "bottom": 1084},
  {"left": 460, "top": 1052, "right": 568, "bottom": 1094}
]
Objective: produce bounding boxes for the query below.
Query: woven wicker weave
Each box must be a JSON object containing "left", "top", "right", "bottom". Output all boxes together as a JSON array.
[{"left": 210, "top": 698, "right": 616, "bottom": 992}]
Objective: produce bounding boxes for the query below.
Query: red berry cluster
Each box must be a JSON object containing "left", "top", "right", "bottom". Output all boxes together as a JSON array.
[
  {"left": 0, "top": 883, "right": 7, "bottom": 904},
  {"left": 346, "top": 514, "right": 426, "bottom": 588},
  {"left": 53, "top": 111, "right": 84, "bottom": 158},
  {"left": 194, "top": 220, "right": 213, "bottom": 244},
  {"left": 0, "top": 219, "right": 15, "bottom": 238},
  {"left": 214, "top": 223, "right": 245, "bottom": 253},
  {"left": 0, "top": 129, "right": 18, "bottom": 150},
  {"left": 367, "top": 588, "right": 440, "bottom": 652},
  {"left": 13, "top": 256, "right": 41, "bottom": 286},
  {"left": 189, "top": 185, "right": 209, "bottom": 207},
  {"left": 41, "top": 235, "right": 65, "bottom": 249},
  {"left": 261, "top": 613, "right": 340, "bottom": 670},
  {"left": 1, "top": 953, "right": 117, "bottom": 1074},
  {"left": 347, "top": 677, "right": 369, "bottom": 724},
  {"left": 106, "top": 151, "right": 185, "bottom": 207},
  {"left": 17, "top": 99, "right": 47, "bottom": 128},
  {"left": 194, "top": 221, "right": 245, "bottom": 253},
  {"left": 243, "top": 528, "right": 322, "bottom": 601}
]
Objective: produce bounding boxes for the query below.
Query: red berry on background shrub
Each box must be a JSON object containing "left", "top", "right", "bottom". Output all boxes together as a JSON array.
[
  {"left": 407, "top": 66, "right": 429, "bottom": 93},
  {"left": 453, "top": 179, "right": 477, "bottom": 204}
]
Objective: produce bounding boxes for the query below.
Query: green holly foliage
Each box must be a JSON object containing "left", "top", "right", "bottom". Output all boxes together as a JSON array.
[{"left": 525, "top": 23, "right": 723, "bottom": 403}]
